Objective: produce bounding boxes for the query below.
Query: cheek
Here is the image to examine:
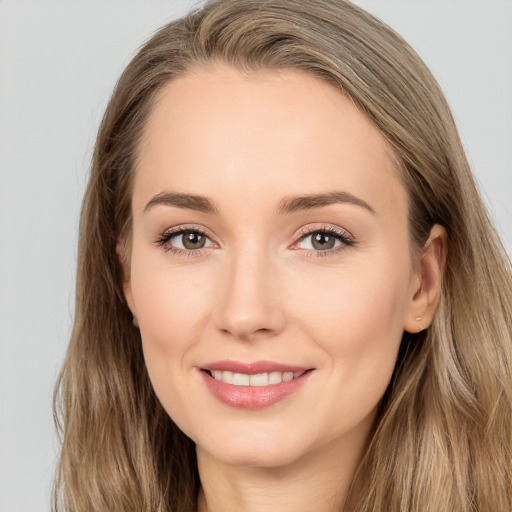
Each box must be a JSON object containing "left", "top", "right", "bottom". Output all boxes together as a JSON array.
[
  {"left": 129, "top": 251, "right": 215, "bottom": 407},
  {"left": 295, "top": 258, "right": 409, "bottom": 343},
  {"left": 131, "top": 246, "right": 215, "bottom": 338},
  {"left": 290, "top": 256, "right": 410, "bottom": 416}
]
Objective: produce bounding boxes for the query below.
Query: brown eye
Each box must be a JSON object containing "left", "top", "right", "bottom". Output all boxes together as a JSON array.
[
  {"left": 181, "top": 231, "right": 207, "bottom": 249},
  {"left": 159, "top": 229, "right": 214, "bottom": 252},
  {"left": 311, "top": 232, "right": 336, "bottom": 250},
  {"left": 295, "top": 228, "right": 353, "bottom": 253}
]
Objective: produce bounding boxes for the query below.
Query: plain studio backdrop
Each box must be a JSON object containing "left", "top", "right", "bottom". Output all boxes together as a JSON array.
[{"left": 0, "top": 1, "right": 510, "bottom": 510}]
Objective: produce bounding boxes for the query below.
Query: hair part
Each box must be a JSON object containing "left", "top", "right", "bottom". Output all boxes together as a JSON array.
[{"left": 54, "top": 1, "right": 512, "bottom": 511}]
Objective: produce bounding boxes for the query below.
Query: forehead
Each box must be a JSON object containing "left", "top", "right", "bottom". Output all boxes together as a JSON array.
[{"left": 134, "top": 64, "right": 408, "bottom": 224}]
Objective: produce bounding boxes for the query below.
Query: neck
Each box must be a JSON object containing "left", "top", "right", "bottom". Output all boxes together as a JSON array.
[{"left": 196, "top": 423, "right": 371, "bottom": 512}]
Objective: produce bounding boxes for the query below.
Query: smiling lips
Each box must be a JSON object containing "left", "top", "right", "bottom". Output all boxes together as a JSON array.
[
  {"left": 200, "top": 361, "right": 313, "bottom": 409},
  {"left": 210, "top": 369, "right": 306, "bottom": 386}
]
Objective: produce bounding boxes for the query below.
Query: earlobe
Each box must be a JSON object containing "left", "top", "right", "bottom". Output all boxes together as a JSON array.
[
  {"left": 404, "top": 224, "right": 448, "bottom": 333},
  {"left": 116, "top": 240, "right": 137, "bottom": 321}
]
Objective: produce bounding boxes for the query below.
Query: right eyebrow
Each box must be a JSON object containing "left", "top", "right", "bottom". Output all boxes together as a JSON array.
[{"left": 143, "top": 192, "right": 219, "bottom": 215}]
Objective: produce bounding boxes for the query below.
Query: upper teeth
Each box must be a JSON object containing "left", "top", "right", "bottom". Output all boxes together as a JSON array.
[{"left": 210, "top": 370, "right": 305, "bottom": 386}]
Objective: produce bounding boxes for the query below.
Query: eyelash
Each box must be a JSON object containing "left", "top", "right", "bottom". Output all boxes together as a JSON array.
[
  {"left": 155, "top": 225, "right": 213, "bottom": 257},
  {"left": 155, "top": 225, "right": 355, "bottom": 258},
  {"left": 295, "top": 225, "right": 355, "bottom": 257}
]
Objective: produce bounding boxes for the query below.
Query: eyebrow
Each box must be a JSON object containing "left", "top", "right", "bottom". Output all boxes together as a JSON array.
[
  {"left": 143, "top": 190, "right": 376, "bottom": 216},
  {"left": 144, "top": 192, "right": 219, "bottom": 214},
  {"left": 277, "top": 191, "right": 376, "bottom": 216}
]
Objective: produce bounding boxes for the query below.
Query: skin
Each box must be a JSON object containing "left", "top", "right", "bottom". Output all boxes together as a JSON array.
[{"left": 121, "top": 63, "right": 446, "bottom": 512}]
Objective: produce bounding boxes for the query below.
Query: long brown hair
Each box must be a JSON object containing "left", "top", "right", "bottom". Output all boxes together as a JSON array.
[{"left": 53, "top": 1, "right": 512, "bottom": 510}]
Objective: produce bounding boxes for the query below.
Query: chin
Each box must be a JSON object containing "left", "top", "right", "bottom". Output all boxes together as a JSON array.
[
  {"left": 200, "top": 441, "right": 307, "bottom": 469},
  {"left": 193, "top": 420, "right": 322, "bottom": 469}
]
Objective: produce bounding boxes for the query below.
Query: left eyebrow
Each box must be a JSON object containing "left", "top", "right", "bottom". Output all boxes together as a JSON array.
[{"left": 277, "top": 191, "right": 377, "bottom": 216}]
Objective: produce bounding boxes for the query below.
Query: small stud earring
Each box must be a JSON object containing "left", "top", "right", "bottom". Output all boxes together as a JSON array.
[{"left": 416, "top": 317, "right": 424, "bottom": 331}]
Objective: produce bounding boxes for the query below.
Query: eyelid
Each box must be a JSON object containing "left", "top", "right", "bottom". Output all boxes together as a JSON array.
[
  {"left": 155, "top": 224, "right": 218, "bottom": 255},
  {"left": 155, "top": 223, "right": 355, "bottom": 257},
  {"left": 291, "top": 224, "right": 355, "bottom": 254}
]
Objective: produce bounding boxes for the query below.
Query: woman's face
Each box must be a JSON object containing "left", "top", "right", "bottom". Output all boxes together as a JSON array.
[{"left": 123, "top": 64, "right": 423, "bottom": 468}]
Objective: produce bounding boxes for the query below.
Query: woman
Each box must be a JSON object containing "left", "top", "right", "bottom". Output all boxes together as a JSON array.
[{"left": 53, "top": 0, "right": 512, "bottom": 510}]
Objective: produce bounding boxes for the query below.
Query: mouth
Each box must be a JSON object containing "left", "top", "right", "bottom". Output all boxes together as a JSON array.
[
  {"left": 202, "top": 369, "right": 308, "bottom": 387},
  {"left": 199, "top": 361, "right": 314, "bottom": 409}
]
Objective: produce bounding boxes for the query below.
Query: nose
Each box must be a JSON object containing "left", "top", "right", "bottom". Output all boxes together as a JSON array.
[{"left": 214, "top": 245, "right": 286, "bottom": 341}]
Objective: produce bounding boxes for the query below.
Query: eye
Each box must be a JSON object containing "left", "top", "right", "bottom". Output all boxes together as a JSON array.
[
  {"left": 156, "top": 227, "right": 215, "bottom": 253},
  {"left": 171, "top": 230, "right": 209, "bottom": 250},
  {"left": 295, "top": 227, "right": 354, "bottom": 253}
]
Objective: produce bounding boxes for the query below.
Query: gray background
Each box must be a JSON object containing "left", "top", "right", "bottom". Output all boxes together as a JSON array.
[{"left": 0, "top": 1, "right": 510, "bottom": 510}]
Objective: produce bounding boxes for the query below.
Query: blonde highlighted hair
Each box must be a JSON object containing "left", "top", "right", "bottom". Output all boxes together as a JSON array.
[{"left": 53, "top": 1, "right": 512, "bottom": 510}]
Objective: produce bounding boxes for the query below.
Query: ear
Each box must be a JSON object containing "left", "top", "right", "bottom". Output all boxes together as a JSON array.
[
  {"left": 116, "top": 240, "right": 138, "bottom": 325},
  {"left": 403, "top": 224, "right": 448, "bottom": 333}
]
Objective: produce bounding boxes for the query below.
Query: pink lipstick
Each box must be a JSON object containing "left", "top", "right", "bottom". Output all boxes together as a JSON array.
[{"left": 199, "top": 360, "right": 313, "bottom": 409}]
